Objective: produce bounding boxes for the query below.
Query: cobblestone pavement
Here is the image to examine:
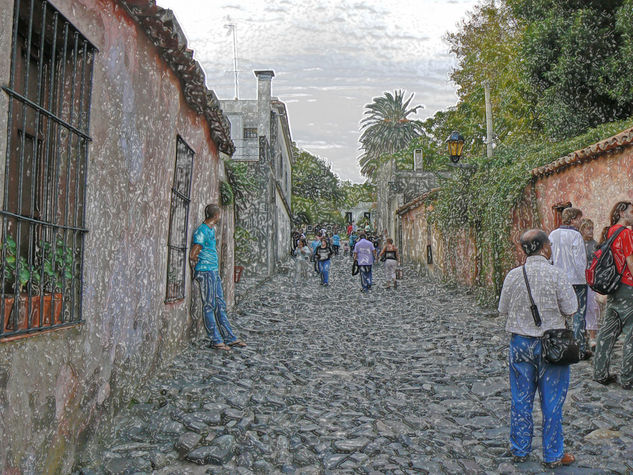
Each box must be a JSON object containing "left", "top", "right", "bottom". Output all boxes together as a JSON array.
[{"left": 80, "top": 256, "right": 633, "bottom": 474}]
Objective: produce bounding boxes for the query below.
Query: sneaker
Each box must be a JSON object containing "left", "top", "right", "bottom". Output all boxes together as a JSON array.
[
  {"left": 594, "top": 374, "right": 617, "bottom": 385},
  {"left": 543, "top": 453, "right": 574, "bottom": 468}
]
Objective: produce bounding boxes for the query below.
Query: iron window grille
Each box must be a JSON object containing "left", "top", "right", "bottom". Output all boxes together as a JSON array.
[
  {"left": 165, "top": 136, "right": 194, "bottom": 303},
  {"left": 1, "top": 0, "right": 95, "bottom": 340},
  {"left": 243, "top": 127, "right": 257, "bottom": 139}
]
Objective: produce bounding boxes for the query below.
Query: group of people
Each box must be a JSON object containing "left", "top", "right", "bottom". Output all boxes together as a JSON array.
[
  {"left": 499, "top": 201, "right": 633, "bottom": 468},
  {"left": 290, "top": 226, "right": 400, "bottom": 292}
]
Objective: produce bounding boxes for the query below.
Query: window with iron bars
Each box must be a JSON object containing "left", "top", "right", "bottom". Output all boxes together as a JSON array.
[
  {"left": 1, "top": 0, "right": 95, "bottom": 341},
  {"left": 243, "top": 127, "right": 257, "bottom": 139},
  {"left": 165, "top": 137, "right": 194, "bottom": 302}
]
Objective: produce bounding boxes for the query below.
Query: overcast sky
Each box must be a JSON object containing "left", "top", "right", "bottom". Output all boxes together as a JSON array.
[{"left": 155, "top": 0, "right": 478, "bottom": 183}]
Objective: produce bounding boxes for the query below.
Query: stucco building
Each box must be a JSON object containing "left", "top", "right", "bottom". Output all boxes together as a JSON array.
[
  {"left": 0, "top": 0, "right": 235, "bottom": 471},
  {"left": 220, "top": 71, "right": 293, "bottom": 277}
]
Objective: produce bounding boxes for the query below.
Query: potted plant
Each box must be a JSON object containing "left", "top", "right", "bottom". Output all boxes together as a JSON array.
[{"left": 1, "top": 235, "right": 71, "bottom": 332}]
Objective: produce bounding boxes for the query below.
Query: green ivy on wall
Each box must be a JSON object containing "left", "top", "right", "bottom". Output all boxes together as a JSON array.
[
  {"left": 429, "top": 118, "right": 633, "bottom": 303},
  {"left": 220, "top": 180, "right": 234, "bottom": 206}
]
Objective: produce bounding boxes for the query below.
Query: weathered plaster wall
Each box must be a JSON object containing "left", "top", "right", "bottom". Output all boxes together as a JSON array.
[
  {"left": 0, "top": 0, "right": 11, "bottom": 210},
  {"left": 0, "top": 0, "right": 233, "bottom": 471},
  {"left": 401, "top": 140, "right": 633, "bottom": 295},
  {"left": 275, "top": 186, "right": 291, "bottom": 262},
  {"left": 222, "top": 101, "right": 259, "bottom": 161},
  {"left": 399, "top": 202, "right": 477, "bottom": 285},
  {"left": 532, "top": 148, "right": 633, "bottom": 236},
  {"left": 376, "top": 161, "right": 441, "bottom": 241}
]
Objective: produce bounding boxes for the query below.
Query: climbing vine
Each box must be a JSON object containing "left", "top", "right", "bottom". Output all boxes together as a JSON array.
[
  {"left": 429, "top": 118, "right": 633, "bottom": 302},
  {"left": 223, "top": 158, "right": 256, "bottom": 218},
  {"left": 220, "top": 180, "right": 234, "bottom": 206}
]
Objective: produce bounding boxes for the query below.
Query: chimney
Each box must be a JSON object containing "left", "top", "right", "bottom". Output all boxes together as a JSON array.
[{"left": 254, "top": 70, "right": 275, "bottom": 139}]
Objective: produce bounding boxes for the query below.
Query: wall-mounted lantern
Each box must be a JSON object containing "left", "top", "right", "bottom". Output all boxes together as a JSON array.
[{"left": 446, "top": 130, "right": 465, "bottom": 163}]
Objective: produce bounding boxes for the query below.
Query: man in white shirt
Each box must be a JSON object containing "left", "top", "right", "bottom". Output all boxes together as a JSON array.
[{"left": 549, "top": 207, "right": 590, "bottom": 359}]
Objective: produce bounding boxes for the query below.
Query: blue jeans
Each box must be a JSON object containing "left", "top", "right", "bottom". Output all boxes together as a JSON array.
[
  {"left": 359, "top": 265, "right": 372, "bottom": 290},
  {"left": 194, "top": 270, "right": 237, "bottom": 345},
  {"left": 318, "top": 259, "right": 331, "bottom": 284},
  {"left": 509, "top": 334, "right": 569, "bottom": 463},
  {"left": 572, "top": 284, "right": 588, "bottom": 354}
]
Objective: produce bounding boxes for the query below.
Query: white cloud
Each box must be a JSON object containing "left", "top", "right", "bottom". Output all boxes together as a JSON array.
[{"left": 157, "top": 0, "right": 478, "bottom": 182}]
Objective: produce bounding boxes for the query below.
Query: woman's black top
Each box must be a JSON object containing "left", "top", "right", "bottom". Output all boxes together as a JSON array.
[{"left": 384, "top": 250, "right": 397, "bottom": 260}]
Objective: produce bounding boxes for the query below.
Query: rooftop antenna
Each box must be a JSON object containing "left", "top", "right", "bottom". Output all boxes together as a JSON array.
[{"left": 225, "top": 23, "right": 239, "bottom": 99}]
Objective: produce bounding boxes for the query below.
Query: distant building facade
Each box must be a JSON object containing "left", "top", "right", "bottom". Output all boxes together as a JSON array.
[
  {"left": 220, "top": 71, "right": 293, "bottom": 276},
  {"left": 375, "top": 156, "right": 441, "bottom": 246}
]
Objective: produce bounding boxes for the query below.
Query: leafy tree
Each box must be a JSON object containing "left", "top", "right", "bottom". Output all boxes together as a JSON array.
[
  {"left": 446, "top": 0, "right": 537, "bottom": 147},
  {"left": 292, "top": 146, "right": 345, "bottom": 204},
  {"left": 291, "top": 146, "right": 345, "bottom": 226},
  {"left": 358, "top": 90, "right": 424, "bottom": 178},
  {"left": 508, "top": 0, "right": 633, "bottom": 138},
  {"left": 340, "top": 182, "right": 376, "bottom": 208}
]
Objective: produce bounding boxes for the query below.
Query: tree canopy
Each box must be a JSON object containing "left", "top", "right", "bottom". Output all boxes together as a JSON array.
[{"left": 292, "top": 146, "right": 375, "bottom": 227}]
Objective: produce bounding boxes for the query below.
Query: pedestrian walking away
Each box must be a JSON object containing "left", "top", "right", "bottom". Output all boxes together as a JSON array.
[
  {"left": 331, "top": 232, "right": 341, "bottom": 256},
  {"left": 349, "top": 231, "right": 358, "bottom": 261},
  {"left": 498, "top": 229, "right": 578, "bottom": 468},
  {"left": 190, "top": 204, "right": 246, "bottom": 351},
  {"left": 314, "top": 237, "right": 334, "bottom": 286},
  {"left": 295, "top": 238, "right": 312, "bottom": 282},
  {"left": 549, "top": 207, "right": 591, "bottom": 359},
  {"left": 593, "top": 201, "right": 633, "bottom": 389},
  {"left": 353, "top": 233, "right": 376, "bottom": 292},
  {"left": 379, "top": 237, "right": 400, "bottom": 289}
]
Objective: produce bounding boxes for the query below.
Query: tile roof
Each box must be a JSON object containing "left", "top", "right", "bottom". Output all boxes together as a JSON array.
[
  {"left": 118, "top": 0, "right": 235, "bottom": 155},
  {"left": 531, "top": 126, "right": 633, "bottom": 179},
  {"left": 396, "top": 188, "right": 440, "bottom": 216}
]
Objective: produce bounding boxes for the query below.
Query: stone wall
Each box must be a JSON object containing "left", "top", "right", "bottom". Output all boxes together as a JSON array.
[
  {"left": 376, "top": 161, "right": 441, "bottom": 243},
  {"left": 399, "top": 127, "right": 633, "bottom": 294},
  {"left": 0, "top": 0, "right": 233, "bottom": 471}
]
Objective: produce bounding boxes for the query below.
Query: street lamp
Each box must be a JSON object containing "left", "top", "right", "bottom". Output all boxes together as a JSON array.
[{"left": 446, "top": 131, "right": 464, "bottom": 163}]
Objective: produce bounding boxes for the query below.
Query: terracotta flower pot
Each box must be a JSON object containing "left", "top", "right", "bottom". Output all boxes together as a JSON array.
[{"left": 2, "top": 293, "right": 63, "bottom": 331}]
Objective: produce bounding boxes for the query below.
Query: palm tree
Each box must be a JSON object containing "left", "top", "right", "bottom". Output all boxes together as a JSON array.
[{"left": 358, "top": 90, "right": 424, "bottom": 178}]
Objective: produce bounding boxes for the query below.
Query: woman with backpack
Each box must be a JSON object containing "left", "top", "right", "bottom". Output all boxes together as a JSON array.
[{"left": 592, "top": 201, "right": 633, "bottom": 389}]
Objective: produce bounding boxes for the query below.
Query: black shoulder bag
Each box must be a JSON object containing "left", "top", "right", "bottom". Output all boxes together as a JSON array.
[{"left": 523, "top": 265, "right": 580, "bottom": 365}]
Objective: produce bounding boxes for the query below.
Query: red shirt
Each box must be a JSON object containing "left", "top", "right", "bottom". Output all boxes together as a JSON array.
[
  {"left": 608, "top": 225, "right": 633, "bottom": 287},
  {"left": 346, "top": 224, "right": 353, "bottom": 235}
]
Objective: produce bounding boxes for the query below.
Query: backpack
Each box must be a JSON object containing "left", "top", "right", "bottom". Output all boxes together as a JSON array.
[{"left": 586, "top": 227, "right": 625, "bottom": 295}]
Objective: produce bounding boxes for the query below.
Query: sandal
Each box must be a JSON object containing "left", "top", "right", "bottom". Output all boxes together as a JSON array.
[
  {"left": 228, "top": 340, "right": 247, "bottom": 348},
  {"left": 211, "top": 343, "right": 231, "bottom": 351}
]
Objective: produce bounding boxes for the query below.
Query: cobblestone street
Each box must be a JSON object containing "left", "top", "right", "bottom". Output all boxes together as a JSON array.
[{"left": 81, "top": 256, "right": 633, "bottom": 474}]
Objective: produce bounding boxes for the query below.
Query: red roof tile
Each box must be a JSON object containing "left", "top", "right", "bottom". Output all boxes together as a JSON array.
[
  {"left": 119, "top": 0, "right": 235, "bottom": 155},
  {"left": 531, "top": 127, "right": 633, "bottom": 179}
]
